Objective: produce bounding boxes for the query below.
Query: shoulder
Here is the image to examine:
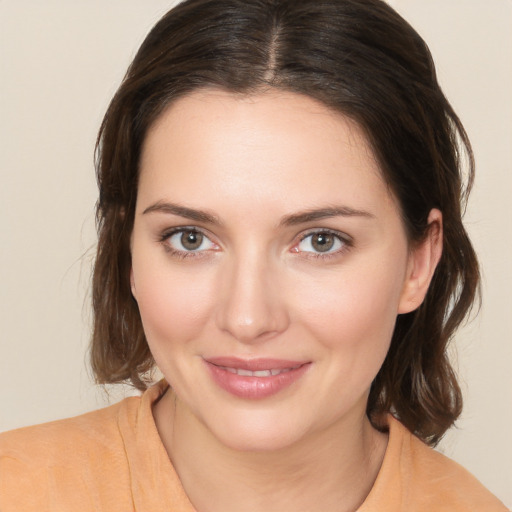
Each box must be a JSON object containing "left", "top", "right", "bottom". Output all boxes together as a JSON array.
[
  {"left": 0, "top": 396, "right": 138, "bottom": 463},
  {"left": 390, "top": 417, "right": 508, "bottom": 511},
  {"left": 0, "top": 395, "right": 141, "bottom": 511}
]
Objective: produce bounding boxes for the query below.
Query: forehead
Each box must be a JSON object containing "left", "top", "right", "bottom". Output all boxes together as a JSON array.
[
  {"left": 137, "top": 89, "right": 396, "bottom": 219},
  {"left": 142, "top": 89, "right": 377, "bottom": 169}
]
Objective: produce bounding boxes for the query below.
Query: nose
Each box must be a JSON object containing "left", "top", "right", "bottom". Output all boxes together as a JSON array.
[{"left": 215, "top": 253, "right": 289, "bottom": 344}]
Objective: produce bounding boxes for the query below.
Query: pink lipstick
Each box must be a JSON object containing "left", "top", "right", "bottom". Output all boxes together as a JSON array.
[{"left": 204, "top": 357, "right": 311, "bottom": 399}]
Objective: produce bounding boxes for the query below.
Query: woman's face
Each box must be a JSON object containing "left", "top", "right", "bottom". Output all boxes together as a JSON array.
[{"left": 131, "top": 90, "right": 430, "bottom": 451}]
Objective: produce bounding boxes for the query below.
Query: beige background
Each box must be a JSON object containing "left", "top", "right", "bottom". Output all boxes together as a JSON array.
[{"left": 1, "top": 0, "right": 511, "bottom": 506}]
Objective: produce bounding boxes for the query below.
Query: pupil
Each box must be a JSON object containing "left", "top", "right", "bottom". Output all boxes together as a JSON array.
[
  {"left": 181, "top": 231, "right": 203, "bottom": 250},
  {"left": 312, "top": 233, "right": 334, "bottom": 252}
]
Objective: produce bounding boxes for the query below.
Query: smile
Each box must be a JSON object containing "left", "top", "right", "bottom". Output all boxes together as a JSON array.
[
  {"left": 214, "top": 365, "right": 302, "bottom": 377},
  {"left": 204, "top": 357, "right": 311, "bottom": 399}
]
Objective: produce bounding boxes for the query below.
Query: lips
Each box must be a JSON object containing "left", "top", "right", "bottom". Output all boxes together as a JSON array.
[
  {"left": 204, "top": 357, "right": 311, "bottom": 399},
  {"left": 216, "top": 366, "right": 300, "bottom": 377},
  {"left": 206, "top": 356, "right": 306, "bottom": 371}
]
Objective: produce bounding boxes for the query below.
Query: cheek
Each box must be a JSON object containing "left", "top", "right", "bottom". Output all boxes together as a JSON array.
[
  {"left": 301, "top": 266, "right": 402, "bottom": 332},
  {"left": 295, "top": 262, "right": 405, "bottom": 373},
  {"left": 132, "top": 258, "right": 216, "bottom": 355}
]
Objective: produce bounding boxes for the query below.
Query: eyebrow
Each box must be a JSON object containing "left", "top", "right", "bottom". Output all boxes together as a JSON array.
[
  {"left": 279, "top": 206, "right": 375, "bottom": 226},
  {"left": 143, "top": 201, "right": 374, "bottom": 227},
  {"left": 142, "top": 201, "right": 222, "bottom": 225}
]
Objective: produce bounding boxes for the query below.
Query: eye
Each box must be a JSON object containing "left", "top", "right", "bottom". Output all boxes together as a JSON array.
[
  {"left": 296, "top": 231, "right": 346, "bottom": 254},
  {"left": 165, "top": 228, "right": 217, "bottom": 253}
]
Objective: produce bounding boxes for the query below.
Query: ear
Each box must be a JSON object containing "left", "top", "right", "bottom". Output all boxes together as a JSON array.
[
  {"left": 129, "top": 229, "right": 137, "bottom": 299},
  {"left": 398, "top": 209, "right": 443, "bottom": 314},
  {"left": 130, "top": 267, "right": 137, "bottom": 300}
]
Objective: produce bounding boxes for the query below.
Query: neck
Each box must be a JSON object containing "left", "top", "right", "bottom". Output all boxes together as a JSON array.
[{"left": 154, "top": 389, "right": 387, "bottom": 512}]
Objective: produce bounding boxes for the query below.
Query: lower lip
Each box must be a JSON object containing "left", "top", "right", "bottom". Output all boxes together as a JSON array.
[{"left": 205, "top": 361, "right": 311, "bottom": 399}]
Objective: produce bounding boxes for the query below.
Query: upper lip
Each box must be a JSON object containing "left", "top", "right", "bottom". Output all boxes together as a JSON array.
[{"left": 205, "top": 357, "right": 309, "bottom": 371}]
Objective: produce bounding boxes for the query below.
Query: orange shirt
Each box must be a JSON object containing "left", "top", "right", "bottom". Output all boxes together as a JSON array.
[{"left": 0, "top": 381, "right": 507, "bottom": 511}]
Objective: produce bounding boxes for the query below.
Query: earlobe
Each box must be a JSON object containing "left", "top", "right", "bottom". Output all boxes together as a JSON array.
[{"left": 398, "top": 209, "right": 443, "bottom": 314}]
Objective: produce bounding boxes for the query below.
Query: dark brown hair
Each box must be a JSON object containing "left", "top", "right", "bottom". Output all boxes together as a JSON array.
[{"left": 91, "top": 0, "right": 479, "bottom": 445}]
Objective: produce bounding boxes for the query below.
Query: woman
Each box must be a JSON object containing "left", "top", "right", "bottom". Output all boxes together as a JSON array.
[{"left": 0, "top": 0, "right": 508, "bottom": 510}]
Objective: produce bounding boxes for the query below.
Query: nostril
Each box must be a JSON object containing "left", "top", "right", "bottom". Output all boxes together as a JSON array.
[{"left": 216, "top": 297, "right": 289, "bottom": 343}]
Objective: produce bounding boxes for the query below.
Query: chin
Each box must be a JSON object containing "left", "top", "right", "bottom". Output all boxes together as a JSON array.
[
  {"left": 203, "top": 407, "right": 310, "bottom": 453},
  {"left": 214, "top": 426, "right": 307, "bottom": 453}
]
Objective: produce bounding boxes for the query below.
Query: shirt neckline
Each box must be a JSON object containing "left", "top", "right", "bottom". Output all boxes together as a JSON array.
[{"left": 119, "top": 380, "right": 405, "bottom": 511}]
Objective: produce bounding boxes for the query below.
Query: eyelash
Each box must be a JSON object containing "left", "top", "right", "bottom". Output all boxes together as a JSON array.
[
  {"left": 295, "top": 229, "right": 353, "bottom": 260},
  {"left": 159, "top": 227, "right": 217, "bottom": 260},
  {"left": 158, "top": 227, "right": 352, "bottom": 260}
]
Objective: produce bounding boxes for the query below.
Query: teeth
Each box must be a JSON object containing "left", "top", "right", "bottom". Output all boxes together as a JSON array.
[
  {"left": 218, "top": 365, "right": 300, "bottom": 377},
  {"left": 253, "top": 370, "right": 272, "bottom": 377},
  {"left": 237, "top": 368, "right": 256, "bottom": 376}
]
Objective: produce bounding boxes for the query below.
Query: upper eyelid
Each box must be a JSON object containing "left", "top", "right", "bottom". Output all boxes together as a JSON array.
[
  {"left": 161, "top": 225, "right": 213, "bottom": 239},
  {"left": 160, "top": 226, "right": 350, "bottom": 238},
  {"left": 158, "top": 226, "right": 352, "bottom": 251},
  {"left": 297, "top": 227, "right": 352, "bottom": 242},
  {"left": 159, "top": 226, "right": 218, "bottom": 247},
  {"left": 160, "top": 227, "right": 218, "bottom": 256}
]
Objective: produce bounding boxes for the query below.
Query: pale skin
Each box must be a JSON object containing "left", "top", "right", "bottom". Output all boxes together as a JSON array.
[{"left": 130, "top": 90, "right": 443, "bottom": 512}]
